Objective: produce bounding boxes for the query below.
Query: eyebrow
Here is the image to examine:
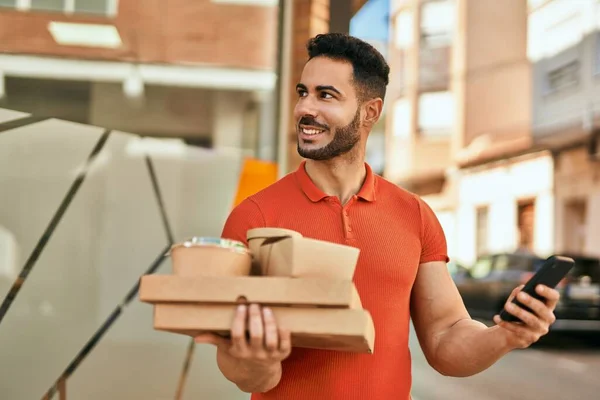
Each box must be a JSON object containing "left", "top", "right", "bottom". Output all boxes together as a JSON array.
[{"left": 296, "top": 83, "right": 343, "bottom": 96}]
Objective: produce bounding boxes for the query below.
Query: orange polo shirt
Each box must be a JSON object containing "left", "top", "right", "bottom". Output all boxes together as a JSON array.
[{"left": 221, "top": 161, "right": 449, "bottom": 400}]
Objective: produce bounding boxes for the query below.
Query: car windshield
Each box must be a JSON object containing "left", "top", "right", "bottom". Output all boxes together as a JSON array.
[
  {"left": 496, "top": 254, "right": 541, "bottom": 272},
  {"left": 570, "top": 256, "right": 600, "bottom": 282}
]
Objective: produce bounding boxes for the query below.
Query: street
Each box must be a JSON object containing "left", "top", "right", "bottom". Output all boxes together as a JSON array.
[{"left": 409, "top": 326, "right": 600, "bottom": 400}]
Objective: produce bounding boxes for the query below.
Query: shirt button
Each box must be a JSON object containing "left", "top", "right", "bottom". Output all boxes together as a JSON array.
[{"left": 347, "top": 227, "right": 352, "bottom": 232}]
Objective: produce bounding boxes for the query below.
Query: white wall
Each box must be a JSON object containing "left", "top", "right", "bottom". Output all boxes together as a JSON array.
[
  {"left": 554, "top": 148, "right": 600, "bottom": 257},
  {"left": 455, "top": 153, "right": 555, "bottom": 264},
  {"left": 588, "top": 188, "right": 600, "bottom": 256}
]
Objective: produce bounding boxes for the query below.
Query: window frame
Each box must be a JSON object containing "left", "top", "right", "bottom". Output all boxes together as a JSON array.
[{"left": 9, "top": 0, "right": 118, "bottom": 17}]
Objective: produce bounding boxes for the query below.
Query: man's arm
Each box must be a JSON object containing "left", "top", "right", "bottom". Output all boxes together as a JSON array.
[
  {"left": 410, "top": 197, "right": 558, "bottom": 377},
  {"left": 410, "top": 261, "right": 509, "bottom": 377},
  {"left": 410, "top": 261, "right": 559, "bottom": 377}
]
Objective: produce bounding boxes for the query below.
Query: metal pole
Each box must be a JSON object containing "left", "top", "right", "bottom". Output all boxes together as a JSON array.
[{"left": 274, "top": 0, "right": 293, "bottom": 178}]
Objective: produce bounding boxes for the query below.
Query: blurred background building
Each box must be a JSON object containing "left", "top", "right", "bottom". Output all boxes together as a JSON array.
[
  {"left": 0, "top": 0, "right": 599, "bottom": 399},
  {"left": 385, "top": 0, "right": 600, "bottom": 266},
  {"left": 0, "top": 0, "right": 279, "bottom": 159}
]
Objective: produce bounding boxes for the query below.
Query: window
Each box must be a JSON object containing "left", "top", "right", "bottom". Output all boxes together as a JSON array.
[
  {"left": 393, "top": 98, "right": 411, "bottom": 138},
  {"left": 420, "top": 0, "right": 455, "bottom": 48},
  {"left": 0, "top": 0, "right": 117, "bottom": 16},
  {"left": 517, "top": 199, "right": 536, "bottom": 252},
  {"left": 471, "top": 256, "right": 493, "bottom": 279},
  {"left": 418, "top": 91, "right": 454, "bottom": 137},
  {"left": 564, "top": 199, "right": 587, "bottom": 254},
  {"left": 394, "top": 10, "right": 414, "bottom": 50},
  {"left": 495, "top": 254, "right": 541, "bottom": 272},
  {"left": 475, "top": 206, "right": 489, "bottom": 257},
  {"left": 545, "top": 60, "right": 579, "bottom": 94}
]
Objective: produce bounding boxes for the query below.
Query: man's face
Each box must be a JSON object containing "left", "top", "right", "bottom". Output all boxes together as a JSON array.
[{"left": 293, "top": 57, "right": 362, "bottom": 161}]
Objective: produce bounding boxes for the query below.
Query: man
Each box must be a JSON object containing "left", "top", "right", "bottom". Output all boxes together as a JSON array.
[{"left": 195, "top": 33, "right": 560, "bottom": 399}]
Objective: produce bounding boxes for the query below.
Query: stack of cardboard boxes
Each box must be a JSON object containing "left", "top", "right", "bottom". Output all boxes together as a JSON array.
[{"left": 140, "top": 229, "right": 375, "bottom": 353}]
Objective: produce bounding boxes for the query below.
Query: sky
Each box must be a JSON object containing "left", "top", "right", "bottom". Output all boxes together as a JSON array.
[{"left": 349, "top": 0, "right": 390, "bottom": 43}]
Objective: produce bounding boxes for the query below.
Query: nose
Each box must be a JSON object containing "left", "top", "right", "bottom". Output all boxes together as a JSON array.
[{"left": 294, "top": 95, "right": 318, "bottom": 122}]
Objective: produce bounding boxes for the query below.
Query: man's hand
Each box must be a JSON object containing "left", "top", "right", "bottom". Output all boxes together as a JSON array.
[
  {"left": 493, "top": 284, "right": 560, "bottom": 349},
  {"left": 195, "top": 303, "right": 292, "bottom": 393}
]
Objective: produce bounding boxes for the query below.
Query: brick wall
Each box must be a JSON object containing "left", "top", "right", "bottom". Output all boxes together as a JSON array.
[{"left": 0, "top": 0, "right": 277, "bottom": 70}]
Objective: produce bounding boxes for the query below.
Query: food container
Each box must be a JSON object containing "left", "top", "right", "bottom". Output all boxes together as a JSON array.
[
  {"left": 246, "top": 228, "right": 303, "bottom": 258},
  {"left": 169, "top": 237, "right": 251, "bottom": 277},
  {"left": 259, "top": 236, "right": 360, "bottom": 280}
]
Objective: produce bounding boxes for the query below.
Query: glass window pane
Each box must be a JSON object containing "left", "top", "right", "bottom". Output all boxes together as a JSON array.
[
  {"left": 0, "top": 0, "right": 17, "bottom": 8},
  {"left": 147, "top": 138, "right": 243, "bottom": 241},
  {"left": 471, "top": 257, "right": 493, "bottom": 279},
  {"left": 421, "top": 0, "right": 455, "bottom": 47},
  {"left": 418, "top": 91, "right": 454, "bottom": 136},
  {"left": 0, "top": 118, "right": 104, "bottom": 303},
  {"left": 0, "top": 131, "right": 169, "bottom": 399},
  {"left": 74, "top": 0, "right": 108, "bottom": 15},
  {"left": 0, "top": 107, "right": 28, "bottom": 124},
  {"left": 68, "top": 259, "right": 249, "bottom": 400},
  {"left": 68, "top": 141, "right": 247, "bottom": 399},
  {"left": 31, "top": 0, "right": 64, "bottom": 12}
]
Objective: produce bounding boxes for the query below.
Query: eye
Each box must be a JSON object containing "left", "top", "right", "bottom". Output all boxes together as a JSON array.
[
  {"left": 320, "top": 92, "right": 334, "bottom": 99},
  {"left": 297, "top": 89, "right": 307, "bottom": 97}
]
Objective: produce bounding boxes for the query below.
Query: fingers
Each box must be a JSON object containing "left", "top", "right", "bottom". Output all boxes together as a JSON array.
[
  {"left": 225, "top": 303, "right": 291, "bottom": 362},
  {"left": 278, "top": 327, "right": 292, "bottom": 356},
  {"left": 231, "top": 304, "right": 249, "bottom": 354},
  {"left": 508, "top": 285, "right": 524, "bottom": 302},
  {"left": 516, "top": 290, "right": 556, "bottom": 325},
  {"left": 263, "top": 307, "right": 279, "bottom": 352},
  {"left": 505, "top": 300, "right": 542, "bottom": 328},
  {"left": 536, "top": 285, "right": 560, "bottom": 309},
  {"left": 249, "top": 304, "right": 265, "bottom": 350}
]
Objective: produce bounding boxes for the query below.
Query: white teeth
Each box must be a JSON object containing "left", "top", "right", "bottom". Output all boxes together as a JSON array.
[{"left": 302, "top": 128, "right": 324, "bottom": 135}]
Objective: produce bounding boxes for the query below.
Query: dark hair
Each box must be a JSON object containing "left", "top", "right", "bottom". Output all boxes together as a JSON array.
[{"left": 306, "top": 33, "right": 390, "bottom": 103}]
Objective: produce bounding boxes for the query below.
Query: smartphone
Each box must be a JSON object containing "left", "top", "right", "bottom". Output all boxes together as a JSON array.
[{"left": 499, "top": 255, "right": 575, "bottom": 323}]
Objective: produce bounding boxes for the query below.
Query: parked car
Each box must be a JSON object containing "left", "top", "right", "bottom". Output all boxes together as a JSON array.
[
  {"left": 552, "top": 254, "right": 600, "bottom": 331},
  {"left": 456, "top": 252, "right": 543, "bottom": 320},
  {"left": 455, "top": 252, "right": 600, "bottom": 332}
]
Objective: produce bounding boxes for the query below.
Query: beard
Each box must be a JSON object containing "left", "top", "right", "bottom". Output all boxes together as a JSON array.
[{"left": 297, "top": 108, "right": 361, "bottom": 161}]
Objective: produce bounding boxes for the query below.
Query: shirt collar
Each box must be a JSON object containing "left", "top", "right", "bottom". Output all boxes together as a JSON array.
[{"left": 295, "top": 160, "right": 377, "bottom": 203}]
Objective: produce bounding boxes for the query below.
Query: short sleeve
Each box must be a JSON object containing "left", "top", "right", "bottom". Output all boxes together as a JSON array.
[
  {"left": 417, "top": 196, "right": 450, "bottom": 264},
  {"left": 221, "top": 198, "right": 266, "bottom": 245}
]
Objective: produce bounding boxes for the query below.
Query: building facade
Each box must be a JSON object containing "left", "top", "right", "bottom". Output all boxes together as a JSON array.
[
  {"left": 386, "top": 0, "right": 600, "bottom": 264},
  {"left": 386, "top": 0, "right": 535, "bottom": 264},
  {"left": 528, "top": 0, "right": 600, "bottom": 257},
  {"left": 0, "top": 0, "right": 280, "bottom": 160}
]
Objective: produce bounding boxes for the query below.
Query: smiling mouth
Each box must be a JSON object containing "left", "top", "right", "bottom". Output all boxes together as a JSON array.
[{"left": 299, "top": 125, "right": 327, "bottom": 136}]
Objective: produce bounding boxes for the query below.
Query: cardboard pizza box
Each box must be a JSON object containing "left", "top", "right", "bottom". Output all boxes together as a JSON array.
[
  {"left": 153, "top": 303, "right": 375, "bottom": 354},
  {"left": 139, "top": 275, "right": 362, "bottom": 309}
]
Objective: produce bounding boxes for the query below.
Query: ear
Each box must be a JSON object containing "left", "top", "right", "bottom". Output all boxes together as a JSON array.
[{"left": 362, "top": 98, "right": 383, "bottom": 127}]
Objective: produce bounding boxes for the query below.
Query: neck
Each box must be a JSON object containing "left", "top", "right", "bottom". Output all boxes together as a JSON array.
[{"left": 304, "top": 149, "right": 367, "bottom": 205}]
